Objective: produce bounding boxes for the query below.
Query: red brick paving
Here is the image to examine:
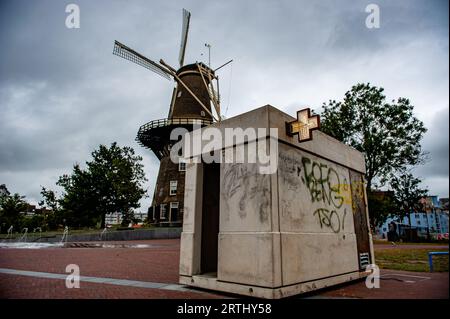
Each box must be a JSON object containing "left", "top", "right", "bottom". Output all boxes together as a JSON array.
[
  {"left": 0, "top": 239, "right": 181, "bottom": 284},
  {"left": 0, "top": 239, "right": 448, "bottom": 299},
  {"left": 0, "top": 274, "right": 220, "bottom": 299},
  {"left": 316, "top": 269, "right": 448, "bottom": 299}
]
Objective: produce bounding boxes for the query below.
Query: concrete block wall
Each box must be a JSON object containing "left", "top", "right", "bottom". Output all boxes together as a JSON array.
[{"left": 179, "top": 105, "right": 373, "bottom": 295}]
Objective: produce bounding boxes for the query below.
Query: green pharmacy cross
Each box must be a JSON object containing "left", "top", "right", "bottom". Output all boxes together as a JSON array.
[{"left": 286, "top": 108, "right": 320, "bottom": 142}]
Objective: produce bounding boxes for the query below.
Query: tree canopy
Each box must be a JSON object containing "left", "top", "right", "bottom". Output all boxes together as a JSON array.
[
  {"left": 367, "top": 190, "right": 396, "bottom": 229},
  {"left": 0, "top": 193, "right": 28, "bottom": 232},
  {"left": 320, "top": 83, "right": 428, "bottom": 227},
  {"left": 390, "top": 171, "right": 428, "bottom": 224},
  {"left": 320, "top": 83, "right": 427, "bottom": 190},
  {"left": 43, "top": 142, "right": 147, "bottom": 228}
]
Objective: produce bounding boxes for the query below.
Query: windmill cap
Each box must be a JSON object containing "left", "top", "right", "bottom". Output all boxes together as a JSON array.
[{"left": 176, "top": 62, "right": 215, "bottom": 76}]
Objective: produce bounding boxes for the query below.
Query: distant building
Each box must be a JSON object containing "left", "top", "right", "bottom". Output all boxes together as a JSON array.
[
  {"left": 376, "top": 195, "right": 449, "bottom": 240},
  {"left": 21, "top": 204, "right": 37, "bottom": 217},
  {"left": 105, "top": 211, "right": 147, "bottom": 226},
  {"left": 105, "top": 212, "right": 122, "bottom": 225}
]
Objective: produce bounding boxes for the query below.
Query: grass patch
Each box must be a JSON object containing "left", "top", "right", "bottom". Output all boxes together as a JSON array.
[
  {"left": 373, "top": 239, "right": 449, "bottom": 246},
  {"left": 375, "top": 248, "right": 449, "bottom": 272}
]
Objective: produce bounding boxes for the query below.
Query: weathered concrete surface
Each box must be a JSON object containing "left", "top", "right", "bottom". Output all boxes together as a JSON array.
[
  {"left": 179, "top": 162, "right": 203, "bottom": 276},
  {"left": 184, "top": 105, "right": 365, "bottom": 173},
  {"left": 179, "top": 105, "right": 373, "bottom": 298},
  {"left": 281, "top": 233, "right": 358, "bottom": 285},
  {"left": 220, "top": 162, "right": 272, "bottom": 232},
  {"left": 217, "top": 233, "right": 280, "bottom": 287},
  {"left": 267, "top": 106, "right": 366, "bottom": 173},
  {"left": 278, "top": 143, "right": 360, "bottom": 284}
]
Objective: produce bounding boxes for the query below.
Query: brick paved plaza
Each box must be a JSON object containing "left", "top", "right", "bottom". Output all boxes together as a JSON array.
[{"left": 0, "top": 239, "right": 448, "bottom": 299}]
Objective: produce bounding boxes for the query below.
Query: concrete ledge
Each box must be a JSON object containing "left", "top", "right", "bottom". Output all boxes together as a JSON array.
[{"left": 180, "top": 271, "right": 366, "bottom": 299}]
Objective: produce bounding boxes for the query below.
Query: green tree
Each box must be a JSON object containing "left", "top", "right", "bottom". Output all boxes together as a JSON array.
[
  {"left": 390, "top": 171, "right": 428, "bottom": 240},
  {"left": 38, "top": 187, "right": 63, "bottom": 230},
  {"left": 0, "top": 193, "right": 28, "bottom": 232},
  {"left": 39, "top": 188, "right": 59, "bottom": 212},
  {"left": 320, "top": 83, "right": 427, "bottom": 227},
  {"left": 321, "top": 83, "right": 427, "bottom": 190},
  {"left": 121, "top": 209, "right": 136, "bottom": 227},
  {"left": 57, "top": 165, "right": 97, "bottom": 227},
  {"left": 56, "top": 142, "right": 147, "bottom": 228},
  {"left": 367, "top": 190, "right": 396, "bottom": 230}
]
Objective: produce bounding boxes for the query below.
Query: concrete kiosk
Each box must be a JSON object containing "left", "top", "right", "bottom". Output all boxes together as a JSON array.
[{"left": 179, "top": 105, "right": 374, "bottom": 298}]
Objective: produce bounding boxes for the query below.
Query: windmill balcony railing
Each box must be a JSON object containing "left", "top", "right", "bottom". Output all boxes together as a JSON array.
[{"left": 137, "top": 117, "right": 213, "bottom": 133}]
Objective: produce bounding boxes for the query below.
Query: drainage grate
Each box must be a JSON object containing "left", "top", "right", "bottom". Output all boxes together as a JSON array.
[{"left": 359, "top": 252, "right": 370, "bottom": 269}]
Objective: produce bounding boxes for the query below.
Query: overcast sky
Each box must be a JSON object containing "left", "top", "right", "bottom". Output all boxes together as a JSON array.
[{"left": 0, "top": 0, "right": 448, "bottom": 211}]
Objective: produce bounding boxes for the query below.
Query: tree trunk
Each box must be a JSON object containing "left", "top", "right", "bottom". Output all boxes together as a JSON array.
[
  {"left": 101, "top": 213, "right": 106, "bottom": 229},
  {"left": 366, "top": 177, "right": 372, "bottom": 195},
  {"left": 408, "top": 212, "right": 412, "bottom": 242}
]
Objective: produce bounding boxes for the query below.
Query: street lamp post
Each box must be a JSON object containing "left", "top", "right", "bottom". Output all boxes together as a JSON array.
[{"left": 425, "top": 209, "right": 431, "bottom": 241}]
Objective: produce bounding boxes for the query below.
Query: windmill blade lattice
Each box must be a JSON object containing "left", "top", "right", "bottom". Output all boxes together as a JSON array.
[{"left": 113, "top": 40, "right": 171, "bottom": 80}]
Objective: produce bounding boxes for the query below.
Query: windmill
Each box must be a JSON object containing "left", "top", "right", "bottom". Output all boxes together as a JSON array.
[{"left": 113, "top": 8, "right": 228, "bottom": 225}]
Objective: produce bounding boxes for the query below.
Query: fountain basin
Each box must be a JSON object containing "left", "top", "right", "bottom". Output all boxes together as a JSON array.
[
  {"left": 0, "top": 242, "right": 64, "bottom": 249},
  {"left": 0, "top": 242, "right": 160, "bottom": 249}
]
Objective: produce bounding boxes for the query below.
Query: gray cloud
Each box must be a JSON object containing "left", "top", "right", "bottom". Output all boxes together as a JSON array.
[
  {"left": 414, "top": 107, "right": 449, "bottom": 195},
  {"left": 0, "top": 0, "right": 448, "bottom": 207}
]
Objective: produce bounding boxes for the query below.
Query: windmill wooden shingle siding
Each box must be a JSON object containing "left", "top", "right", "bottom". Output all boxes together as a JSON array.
[{"left": 113, "top": 8, "right": 221, "bottom": 225}]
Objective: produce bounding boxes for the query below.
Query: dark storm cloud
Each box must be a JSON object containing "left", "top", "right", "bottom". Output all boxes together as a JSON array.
[
  {"left": 415, "top": 108, "right": 449, "bottom": 179},
  {"left": 0, "top": 0, "right": 448, "bottom": 205}
]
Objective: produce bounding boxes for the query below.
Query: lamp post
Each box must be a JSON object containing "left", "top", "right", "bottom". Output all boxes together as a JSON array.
[
  {"left": 425, "top": 207, "right": 431, "bottom": 241},
  {"left": 433, "top": 203, "right": 439, "bottom": 234}
]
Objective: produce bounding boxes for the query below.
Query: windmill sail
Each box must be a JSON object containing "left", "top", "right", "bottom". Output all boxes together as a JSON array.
[
  {"left": 113, "top": 40, "right": 171, "bottom": 80},
  {"left": 178, "top": 8, "right": 191, "bottom": 67}
]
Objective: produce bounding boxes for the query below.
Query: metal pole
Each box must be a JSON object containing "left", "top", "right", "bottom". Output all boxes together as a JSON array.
[
  {"left": 428, "top": 253, "right": 433, "bottom": 272},
  {"left": 205, "top": 43, "right": 211, "bottom": 68},
  {"left": 214, "top": 59, "right": 233, "bottom": 72}
]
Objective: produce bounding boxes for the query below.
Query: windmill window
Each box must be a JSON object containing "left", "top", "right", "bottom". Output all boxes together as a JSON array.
[
  {"left": 177, "top": 91, "right": 182, "bottom": 98},
  {"left": 179, "top": 161, "right": 186, "bottom": 172},
  {"left": 170, "top": 202, "right": 179, "bottom": 222},
  {"left": 201, "top": 111, "right": 206, "bottom": 116},
  {"left": 170, "top": 180, "right": 178, "bottom": 195}
]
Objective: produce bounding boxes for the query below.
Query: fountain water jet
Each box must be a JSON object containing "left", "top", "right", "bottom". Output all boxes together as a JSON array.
[
  {"left": 99, "top": 227, "right": 108, "bottom": 242},
  {"left": 2, "top": 226, "right": 13, "bottom": 242},
  {"left": 18, "top": 228, "right": 28, "bottom": 242},
  {"left": 60, "top": 226, "right": 69, "bottom": 243},
  {"left": 33, "top": 227, "right": 42, "bottom": 242}
]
